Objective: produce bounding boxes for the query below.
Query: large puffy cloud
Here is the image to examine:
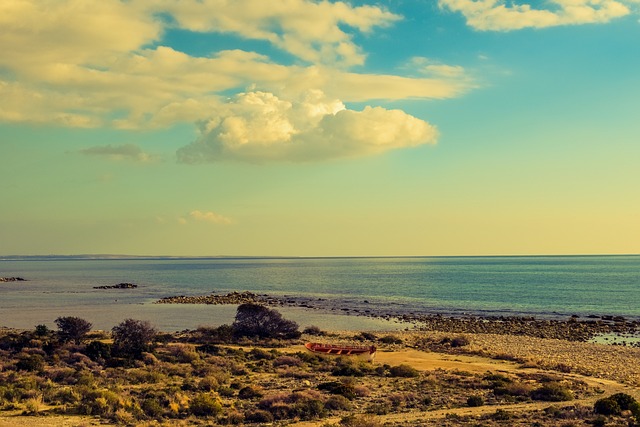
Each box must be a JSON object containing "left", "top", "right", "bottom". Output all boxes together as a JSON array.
[
  {"left": 177, "top": 91, "right": 437, "bottom": 163},
  {"left": 439, "top": 0, "right": 630, "bottom": 31}
]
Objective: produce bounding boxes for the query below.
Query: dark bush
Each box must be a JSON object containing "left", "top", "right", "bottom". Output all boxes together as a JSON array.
[
  {"left": 111, "top": 319, "right": 157, "bottom": 359},
  {"left": 332, "top": 364, "right": 365, "bottom": 377},
  {"left": 34, "top": 324, "right": 50, "bottom": 337},
  {"left": 450, "top": 336, "right": 471, "bottom": 347},
  {"left": 467, "top": 395, "right": 484, "bottom": 407},
  {"left": 609, "top": 392, "right": 638, "bottom": 411},
  {"left": 379, "top": 335, "right": 402, "bottom": 344},
  {"left": 318, "top": 381, "right": 357, "bottom": 400},
  {"left": 303, "top": 325, "right": 325, "bottom": 336},
  {"left": 233, "top": 303, "right": 300, "bottom": 339},
  {"left": 594, "top": 397, "right": 621, "bottom": 416},
  {"left": 196, "top": 325, "right": 235, "bottom": 343},
  {"left": 16, "top": 354, "right": 45, "bottom": 372},
  {"left": 530, "top": 383, "right": 573, "bottom": 402},
  {"left": 325, "top": 395, "right": 352, "bottom": 411},
  {"left": 389, "top": 364, "right": 420, "bottom": 378},
  {"left": 356, "top": 332, "right": 376, "bottom": 341},
  {"left": 55, "top": 316, "right": 92, "bottom": 344},
  {"left": 238, "top": 385, "right": 263, "bottom": 399},
  {"left": 84, "top": 341, "right": 112, "bottom": 362},
  {"left": 244, "top": 409, "right": 274, "bottom": 423},
  {"left": 141, "top": 398, "right": 164, "bottom": 418}
]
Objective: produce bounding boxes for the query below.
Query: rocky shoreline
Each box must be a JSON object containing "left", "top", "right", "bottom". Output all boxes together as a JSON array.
[
  {"left": 155, "top": 290, "right": 640, "bottom": 343},
  {"left": 93, "top": 282, "right": 138, "bottom": 289},
  {"left": 0, "top": 277, "right": 26, "bottom": 282}
]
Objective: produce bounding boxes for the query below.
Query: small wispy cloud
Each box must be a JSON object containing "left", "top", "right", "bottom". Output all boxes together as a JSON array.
[
  {"left": 439, "top": 0, "right": 631, "bottom": 31},
  {"left": 180, "top": 210, "right": 233, "bottom": 225},
  {"left": 408, "top": 57, "right": 468, "bottom": 78},
  {"left": 79, "top": 144, "right": 156, "bottom": 162}
]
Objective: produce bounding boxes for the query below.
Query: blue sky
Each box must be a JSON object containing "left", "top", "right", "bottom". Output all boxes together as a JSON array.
[{"left": 1, "top": 0, "right": 639, "bottom": 256}]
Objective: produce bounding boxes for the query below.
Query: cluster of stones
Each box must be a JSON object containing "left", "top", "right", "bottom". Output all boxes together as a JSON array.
[
  {"left": 0, "top": 277, "right": 26, "bottom": 282},
  {"left": 93, "top": 283, "right": 138, "bottom": 289},
  {"left": 408, "top": 314, "right": 640, "bottom": 342},
  {"left": 154, "top": 289, "right": 640, "bottom": 343},
  {"left": 156, "top": 291, "right": 269, "bottom": 305}
]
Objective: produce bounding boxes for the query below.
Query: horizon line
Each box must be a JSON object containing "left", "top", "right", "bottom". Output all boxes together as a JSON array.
[{"left": 1, "top": 253, "right": 639, "bottom": 261}]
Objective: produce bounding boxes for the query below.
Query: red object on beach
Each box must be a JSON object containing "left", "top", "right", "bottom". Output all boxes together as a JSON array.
[{"left": 305, "top": 342, "right": 376, "bottom": 356}]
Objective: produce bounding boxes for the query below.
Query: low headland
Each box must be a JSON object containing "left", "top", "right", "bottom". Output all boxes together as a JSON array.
[{"left": 2, "top": 293, "right": 640, "bottom": 427}]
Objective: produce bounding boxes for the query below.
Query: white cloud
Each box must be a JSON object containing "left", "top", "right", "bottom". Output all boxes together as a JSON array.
[
  {"left": 0, "top": 0, "right": 467, "bottom": 133},
  {"left": 188, "top": 210, "right": 233, "bottom": 224},
  {"left": 79, "top": 144, "right": 156, "bottom": 162},
  {"left": 157, "top": 0, "right": 400, "bottom": 66},
  {"left": 177, "top": 91, "right": 437, "bottom": 163},
  {"left": 1, "top": 0, "right": 477, "bottom": 163},
  {"left": 439, "top": 0, "right": 631, "bottom": 31}
]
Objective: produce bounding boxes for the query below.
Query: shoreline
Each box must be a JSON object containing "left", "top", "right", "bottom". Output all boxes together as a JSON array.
[{"left": 156, "top": 291, "right": 640, "bottom": 344}]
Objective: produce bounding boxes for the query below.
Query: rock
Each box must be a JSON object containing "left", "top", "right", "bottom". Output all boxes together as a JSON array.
[
  {"left": 0, "top": 277, "right": 26, "bottom": 282},
  {"left": 93, "top": 282, "right": 138, "bottom": 289}
]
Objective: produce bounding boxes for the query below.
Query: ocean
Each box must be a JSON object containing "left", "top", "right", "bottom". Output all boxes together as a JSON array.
[{"left": 1, "top": 255, "right": 638, "bottom": 331}]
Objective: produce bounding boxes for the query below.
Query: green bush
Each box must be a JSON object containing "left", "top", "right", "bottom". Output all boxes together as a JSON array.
[
  {"left": 530, "top": 383, "right": 573, "bottom": 402},
  {"left": 189, "top": 393, "right": 222, "bottom": 417},
  {"left": 141, "top": 398, "right": 164, "bottom": 418},
  {"left": 593, "top": 393, "right": 639, "bottom": 418}
]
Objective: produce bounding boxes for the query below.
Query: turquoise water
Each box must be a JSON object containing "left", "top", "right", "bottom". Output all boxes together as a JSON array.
[{"left": 0, "top": 255, "right": 638, "bottom": 331}]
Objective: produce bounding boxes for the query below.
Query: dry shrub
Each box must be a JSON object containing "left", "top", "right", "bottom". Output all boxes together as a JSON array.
[
  {"left": 189, "top": 392, "right": 222, "bottom": 417},
  {"left": 325, "top": 395, "right": 352, "bottom": 411},
  {"left": 238, "top": 385, "right": 263, "bottom": 399},
  {"left": 354, "top": 384, "right": 371, "bottom": 397},
  {"left": 273, "top": 355, "right": 302, "bottom": 367},
  {"left": 258, "top": 390, "right": 326, "bottom": 420},
  {"left": 23, "top": 395, "right": 42, "bottom": 415},
  {"left": 44, "top": 367, "right": 76, "bottom": 384},
  {"left": 340, "top": 414, "right": 381, "bottom": 427},
  {"left": 388, "top": 364, "right": 420, "bottom": 378},
  {"left": 167, "top": 344, "right": 200, "bottom": 363},
  {"left": 114, "top": 407, "right": 136, "bottom": 424},
  {"left": 198, "top": 375, "right": 220, "bottom": 391}
]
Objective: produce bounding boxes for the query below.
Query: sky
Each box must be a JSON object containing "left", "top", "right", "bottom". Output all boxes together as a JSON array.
[{"left": 1, "top": 0, "right": 639, "bottom": 257}]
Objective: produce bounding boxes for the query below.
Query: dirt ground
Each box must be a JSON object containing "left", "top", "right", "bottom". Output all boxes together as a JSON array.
[{"left": 2, "top": 338, "right": 640, "bottom": 426}]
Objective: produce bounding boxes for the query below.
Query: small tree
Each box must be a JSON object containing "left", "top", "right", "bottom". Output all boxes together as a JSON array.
[
  {"left": 55, "top": 316, "right": 92, "bottom": 344},
  {"left": 111, "top": 319, "right": 157, "bottom": 358},
  {"left": 233, "top": 303, "right": 300, "bottom": 339}
]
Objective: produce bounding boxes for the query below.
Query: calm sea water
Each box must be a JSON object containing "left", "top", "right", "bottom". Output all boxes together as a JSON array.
[{"left": 0, "top": 255, "right": 638, "bottom": 331}]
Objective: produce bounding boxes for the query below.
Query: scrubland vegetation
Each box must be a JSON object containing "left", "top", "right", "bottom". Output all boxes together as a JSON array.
[{"left": 1, "top": 304, "right": 640, "bottom": 426}]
